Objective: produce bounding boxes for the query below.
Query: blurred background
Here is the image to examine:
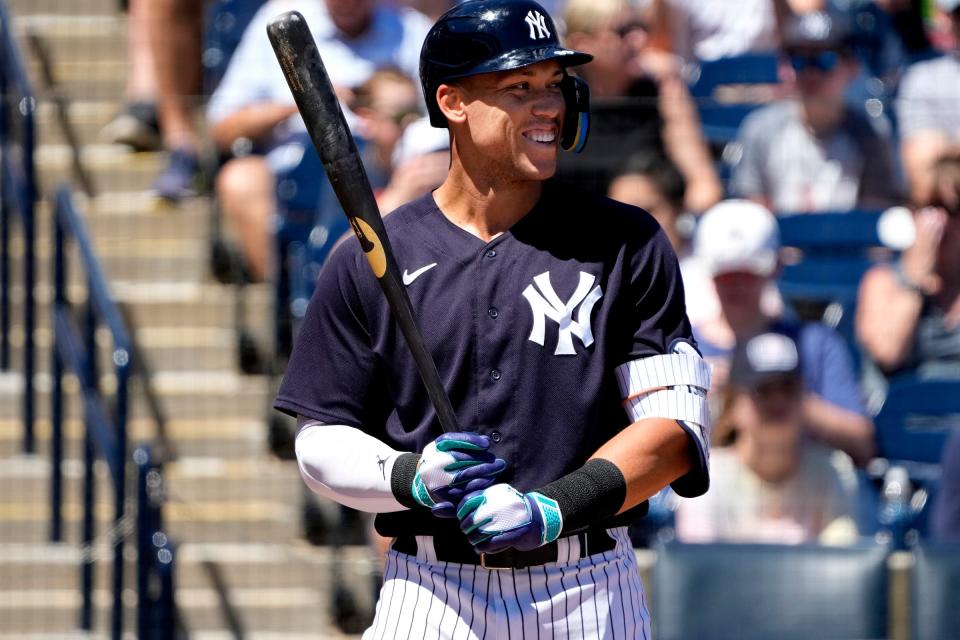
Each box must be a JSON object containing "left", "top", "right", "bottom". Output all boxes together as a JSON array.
[{"left": 1, "top": 0, "right": 959, "bottom": 638}]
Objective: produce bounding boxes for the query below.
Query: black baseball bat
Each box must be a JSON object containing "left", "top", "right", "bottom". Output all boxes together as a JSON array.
[{"left": 267, "top": 11, "right": 459, "bottom": 434}]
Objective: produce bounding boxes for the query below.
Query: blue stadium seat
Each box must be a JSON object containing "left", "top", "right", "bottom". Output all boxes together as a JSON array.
[
  {"left": 913, "top": 542, "right": 960, "bottom": 640},
  {"left": 203, "top": 0, "right": 263, "bottom": 95},
  {"left": 874, "top": 377, "right": 960, "bottom": 466},
  {"left": 652, "top": 541, "right": 889, "bottom": 640},
  {"left": 776, "top": 210, "right": 891, "bottom": 307},
  {"left": 687, "top": 53, "right": 780, "bottom": 148}
]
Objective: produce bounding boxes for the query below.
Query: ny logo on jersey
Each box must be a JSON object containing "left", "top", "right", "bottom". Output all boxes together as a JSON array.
[
  {"left": 524, "top": 10, "right": 551, "bottom": 40},
  {"left": 523, "top": 271, "right": 603, "bottom": 355}
]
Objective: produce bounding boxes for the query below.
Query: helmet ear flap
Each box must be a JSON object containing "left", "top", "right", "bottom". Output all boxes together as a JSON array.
[{"left": 559, "top": 74, "right": 590, "bottom": 153}]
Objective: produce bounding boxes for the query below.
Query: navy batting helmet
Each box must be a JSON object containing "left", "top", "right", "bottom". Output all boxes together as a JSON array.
[{"left": 419, "top": 0, "right": 593, "bottom": 152}]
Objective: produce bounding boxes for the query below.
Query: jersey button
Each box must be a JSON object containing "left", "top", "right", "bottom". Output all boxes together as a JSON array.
[
  {"left": 490, "top": 369, "right": 502, "bottom": 381},
  {"left": 487, "top": 307, "right": 499, "bottom": 319},
  {"left": 490, "top": 431, "right": 502, "bottom": 443},
  {"left": 485, "top": 249, "right": 497, "bottom": 258}
]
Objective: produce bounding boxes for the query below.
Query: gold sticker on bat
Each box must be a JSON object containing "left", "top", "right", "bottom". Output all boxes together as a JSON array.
[{"left": 351, "top": 218, "right": 387, "bottom": 278}]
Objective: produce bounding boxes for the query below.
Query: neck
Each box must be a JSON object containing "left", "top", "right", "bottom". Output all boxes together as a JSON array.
[
  {"left": 433, "top": 153, "right": 544, "bottom": 242},
  {"left": 736, "top": 431, "right": 801, "bottom": 484},
  {"left": 723, "top": 307, "right": 769, "bottom": 338}
]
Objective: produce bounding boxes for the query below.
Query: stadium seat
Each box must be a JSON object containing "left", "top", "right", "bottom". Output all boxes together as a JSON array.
[
  {"left": 203, "top": 0, "right": 263, "bottom": 95},
  {"left": 652, "top": 541, "right": 889, "bottom": 640},
  {"left": 687, "top": 53, "right": 780, "bottom": 148},
  {"left": 776, "top": 210, "right": 891, "bottom": 307},
  {"left": 913, "top": 542, "right": 960, "bottom": 640},
  {"left": 873, "top": 377, "right": 960, "bottom": 466}
]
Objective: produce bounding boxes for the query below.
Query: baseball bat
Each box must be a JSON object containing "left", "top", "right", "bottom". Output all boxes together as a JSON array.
[{"left": 267, "top": 11, "right": 459, "bottom": 434}]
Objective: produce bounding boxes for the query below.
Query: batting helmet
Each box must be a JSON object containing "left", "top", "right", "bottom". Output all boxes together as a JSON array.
[{"left": 419, "top": 0, "right": 593, "bottom": 152}]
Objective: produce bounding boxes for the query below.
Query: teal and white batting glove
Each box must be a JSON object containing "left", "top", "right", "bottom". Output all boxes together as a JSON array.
[
  {"left": 412, "top": 432, "right": 507, "bottom": 518},
  {"left": 457, "top": 484, "right": 563, "bottom": 553}
]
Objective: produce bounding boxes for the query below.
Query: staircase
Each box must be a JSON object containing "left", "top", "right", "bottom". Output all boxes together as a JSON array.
[{"left": 1, "top": 1, "right": 374, "bottom": 636}]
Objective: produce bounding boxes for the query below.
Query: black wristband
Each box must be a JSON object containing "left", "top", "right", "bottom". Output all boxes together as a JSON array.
[
  {"left": 536, "top": 459, "right": 627, "bottom": 534},
  {"left": 390, "top": 453, "right": 423, "bottom": 510}
]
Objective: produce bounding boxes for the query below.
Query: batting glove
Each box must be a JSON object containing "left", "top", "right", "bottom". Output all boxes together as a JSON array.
[
  {"left": 412, "top": 432, "right": 507, "bottom": 518},
  {"left": 457, "top": 484, "right": 563, "bottom": 554}
]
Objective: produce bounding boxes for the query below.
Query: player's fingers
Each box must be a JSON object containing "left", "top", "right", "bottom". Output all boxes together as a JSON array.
[
  {"left": 472, "top": 529, "right": 524, "bottom": 554},
  {"left": 436, "top": 432, "right": 490, "bottom": 451},
  {"left": 450, "top": 459, "right": 506, "bottom": 484},
  {"left": 429, "top": 501, "right": 458, "bottom": 518},
  {"left": 444, "top": 449, "right": 498, "bottom": 466}
]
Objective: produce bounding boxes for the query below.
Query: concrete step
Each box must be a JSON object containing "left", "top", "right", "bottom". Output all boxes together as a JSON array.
[
  {"left": 37, "top": 146, "right": 172, "bottom": 193},
  {"left": 35, "top": 100, "right": 122, "bottom": 148},
  {"left": 0, "top": 417, "right": 274, "bottom": 460},
  {"left": 5, "top": 281, "right": 273, "bottom": 331},
  {"left": 0, "top": 370, "right": 278, "bottom": 421},
  {"left": 0, "top": 418, "right": 274, "bottom": 462},
  {"left": 7, "top": 0, "right": 119, "bottom": 17}
]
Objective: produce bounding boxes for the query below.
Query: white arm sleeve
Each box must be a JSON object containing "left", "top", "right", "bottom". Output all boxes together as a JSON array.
[{"left": 295, "top": 418, "right": 408, "bottom": 513}]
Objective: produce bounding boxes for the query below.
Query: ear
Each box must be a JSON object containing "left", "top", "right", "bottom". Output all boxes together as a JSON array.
[{"left": 436, "top": 83, "right": 468, "bottom": 125}]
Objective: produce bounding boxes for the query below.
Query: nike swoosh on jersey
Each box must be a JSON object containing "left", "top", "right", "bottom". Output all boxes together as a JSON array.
[{"left": 402, "top": 263, "right": 438, "bottom": 285}]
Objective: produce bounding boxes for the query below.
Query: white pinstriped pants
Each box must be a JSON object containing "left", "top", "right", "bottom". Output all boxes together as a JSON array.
[{"left": 364, "top": 528, "right": 651, "bottom": 640}]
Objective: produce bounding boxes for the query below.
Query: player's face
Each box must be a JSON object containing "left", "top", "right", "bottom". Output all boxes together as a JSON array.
[{"left": 456, "top": 61, "right": 566, "bottom": 181}]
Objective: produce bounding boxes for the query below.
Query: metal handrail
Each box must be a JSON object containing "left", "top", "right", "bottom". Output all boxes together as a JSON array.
[
  {"left": 51, "top": 186, "right": 179, "bottom": 639},
  {"left": 0, "top": 0, "right": 37, "bottom": 453}
]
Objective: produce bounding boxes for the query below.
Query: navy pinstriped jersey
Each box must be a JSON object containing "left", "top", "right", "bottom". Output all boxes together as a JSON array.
[{"left": 275, "top": 179, "right": 702, "bottom": 535}]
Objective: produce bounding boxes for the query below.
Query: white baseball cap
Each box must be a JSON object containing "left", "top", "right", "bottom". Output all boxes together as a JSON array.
[{"left": 694, "top": 199, "right": 780, "bottom": 277}]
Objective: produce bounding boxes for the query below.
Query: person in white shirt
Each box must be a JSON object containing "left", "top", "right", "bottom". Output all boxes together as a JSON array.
[
  {"left": 207, "top": 0, "right": 431, "bottom": 281},
  {"left": 675, "top": 327, "right": 860, "bottom": 545}
]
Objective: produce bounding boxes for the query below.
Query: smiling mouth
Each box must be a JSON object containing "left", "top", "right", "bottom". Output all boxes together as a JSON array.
[{"left": 523, "top": 130, "right": 557, "bottom": 145}]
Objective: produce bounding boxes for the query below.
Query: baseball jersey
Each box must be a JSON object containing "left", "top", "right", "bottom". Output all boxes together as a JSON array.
[{"left": 275, "top": 179, "right": 706, "bottom": 536}]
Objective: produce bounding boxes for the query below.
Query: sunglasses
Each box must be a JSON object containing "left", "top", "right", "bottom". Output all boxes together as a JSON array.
[{"left": 788, "top": 50, "right": 842, "bottom": 74}]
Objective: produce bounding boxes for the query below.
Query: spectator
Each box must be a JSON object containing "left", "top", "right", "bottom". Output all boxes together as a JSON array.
[
  {"left": 207, "top": 0, "right": 431, "bottom": 281},
  {"left": 649, "top": 0, "right": 825, "bottom": 65},
  {"left": 897, "top": 0, "right": 960, "bottom": 205},
  {"left": 100, "top": 0, "right": 161, "bottom": 151},
  {"left": 857, "top": 151, "right": 960, "bottom": 398},
  {"left": 558, "top": 0, "right": 722, "bottom": 213},
  {"left": 730, "top": 9, "right": 902, "bottom": 213},
  {"left": 607, "top": 151, "right": 689, "bottom": 254},
  {"left": 149, "top": 0, "right": 206, "bottom": 201},
  {"left": 692, "top": 199, "right": 876, "bottom": 466},
  {"left": 675, "top": 327, "right": 860, "bottom": 545}
]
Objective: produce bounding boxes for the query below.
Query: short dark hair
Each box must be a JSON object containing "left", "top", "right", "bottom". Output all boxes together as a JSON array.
[{"left": 613, "top": 152, "right": 686, "bottom": 209}]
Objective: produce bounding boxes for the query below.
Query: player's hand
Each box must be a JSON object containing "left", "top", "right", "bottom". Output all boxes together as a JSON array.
[
  {"left": 456, "top": 484, "right": 563, "bottom": 554},
  {"left": 412, "top": 433, "right": 506, "bottom": 518}
]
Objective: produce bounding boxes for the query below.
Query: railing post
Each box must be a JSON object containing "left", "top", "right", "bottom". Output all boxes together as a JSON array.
[
  {"left": 50, "top": 198, "right": 65, "bottom": 542},
  {"left": 0, "top": 10, "right": 10, "bottom": 372},
  {"left": 112, "top": 350, "right": 130, "bottom": 640},
  {"left": 21, "top": 90, "right": 36, "bottom": 454},
  {"left": 80, "top": 287, "right": 98, "bottom": 632},
  {"left": 136, "top": 446, "right": 151, "bottom": 640}
]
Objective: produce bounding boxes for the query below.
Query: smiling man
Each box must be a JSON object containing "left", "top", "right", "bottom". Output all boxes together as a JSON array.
[{"left": 275, "top": 1, "right": 711, "bottom": 637}]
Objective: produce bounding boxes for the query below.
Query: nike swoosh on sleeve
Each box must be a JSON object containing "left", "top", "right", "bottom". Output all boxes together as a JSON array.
[{"left": 401, "top": 262, "right": 438, "bottom": 285}]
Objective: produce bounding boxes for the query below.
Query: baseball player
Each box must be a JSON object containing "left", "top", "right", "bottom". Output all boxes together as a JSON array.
[{"left": 274, "top": 1, "right": 712, "bottom": 637}]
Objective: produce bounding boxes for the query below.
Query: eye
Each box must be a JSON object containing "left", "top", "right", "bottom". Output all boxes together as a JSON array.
[{"left": 507, "top": 81, "right": 529, "bottom": 91}]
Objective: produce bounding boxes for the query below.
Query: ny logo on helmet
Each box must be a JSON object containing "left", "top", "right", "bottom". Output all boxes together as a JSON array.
[
  {"left": 523, "top": 271, "right": 603, "bottom": 355},
  {"left": 524, "top": 10, "right": 551, "bottom": 40}
]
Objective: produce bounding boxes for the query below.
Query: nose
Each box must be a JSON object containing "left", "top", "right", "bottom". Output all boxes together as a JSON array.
[{"left": 530, "top": 87, "right": 563, "bottom": 119}]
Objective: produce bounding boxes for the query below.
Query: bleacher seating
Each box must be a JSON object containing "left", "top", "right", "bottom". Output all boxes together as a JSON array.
[
  {"left": 874, "top": 376, "right": 960, "bottom": 466},
  {"left": 687, "top": 53, "right": 780, "bottom": 148},
  {"left": 776, "top": 210, "right": 891, "bottom": 307},
  {"left": 202, "top": 0, "right": 263, "bottom": 94},
  {"left": 913, "top": 542, "right": 960, "bottom": 640},
  {"left": 652, "top": 541, "right": 889, "bottom": 640}
]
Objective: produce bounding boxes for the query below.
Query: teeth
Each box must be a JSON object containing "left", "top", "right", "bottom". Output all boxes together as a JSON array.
[{"left": 527, "top": 131, "right": 555, "bottom": 143}]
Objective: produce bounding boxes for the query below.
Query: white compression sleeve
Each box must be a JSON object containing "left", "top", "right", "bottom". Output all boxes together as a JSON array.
[{"left": 294, "top": 418, "right": 407, "bottom": 513}]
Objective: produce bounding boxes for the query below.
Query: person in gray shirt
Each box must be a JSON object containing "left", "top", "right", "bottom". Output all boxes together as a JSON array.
[
  {"left": 731, "top": 10, "right": 902, "bottom": 213},
  {"left": 897, "top": 0, "right": 960, "bottom": 205}
]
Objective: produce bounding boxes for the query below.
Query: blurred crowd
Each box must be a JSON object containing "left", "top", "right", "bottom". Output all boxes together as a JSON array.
[{"left": 102, "top": 0, "right": 960, "bottom": 548}]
